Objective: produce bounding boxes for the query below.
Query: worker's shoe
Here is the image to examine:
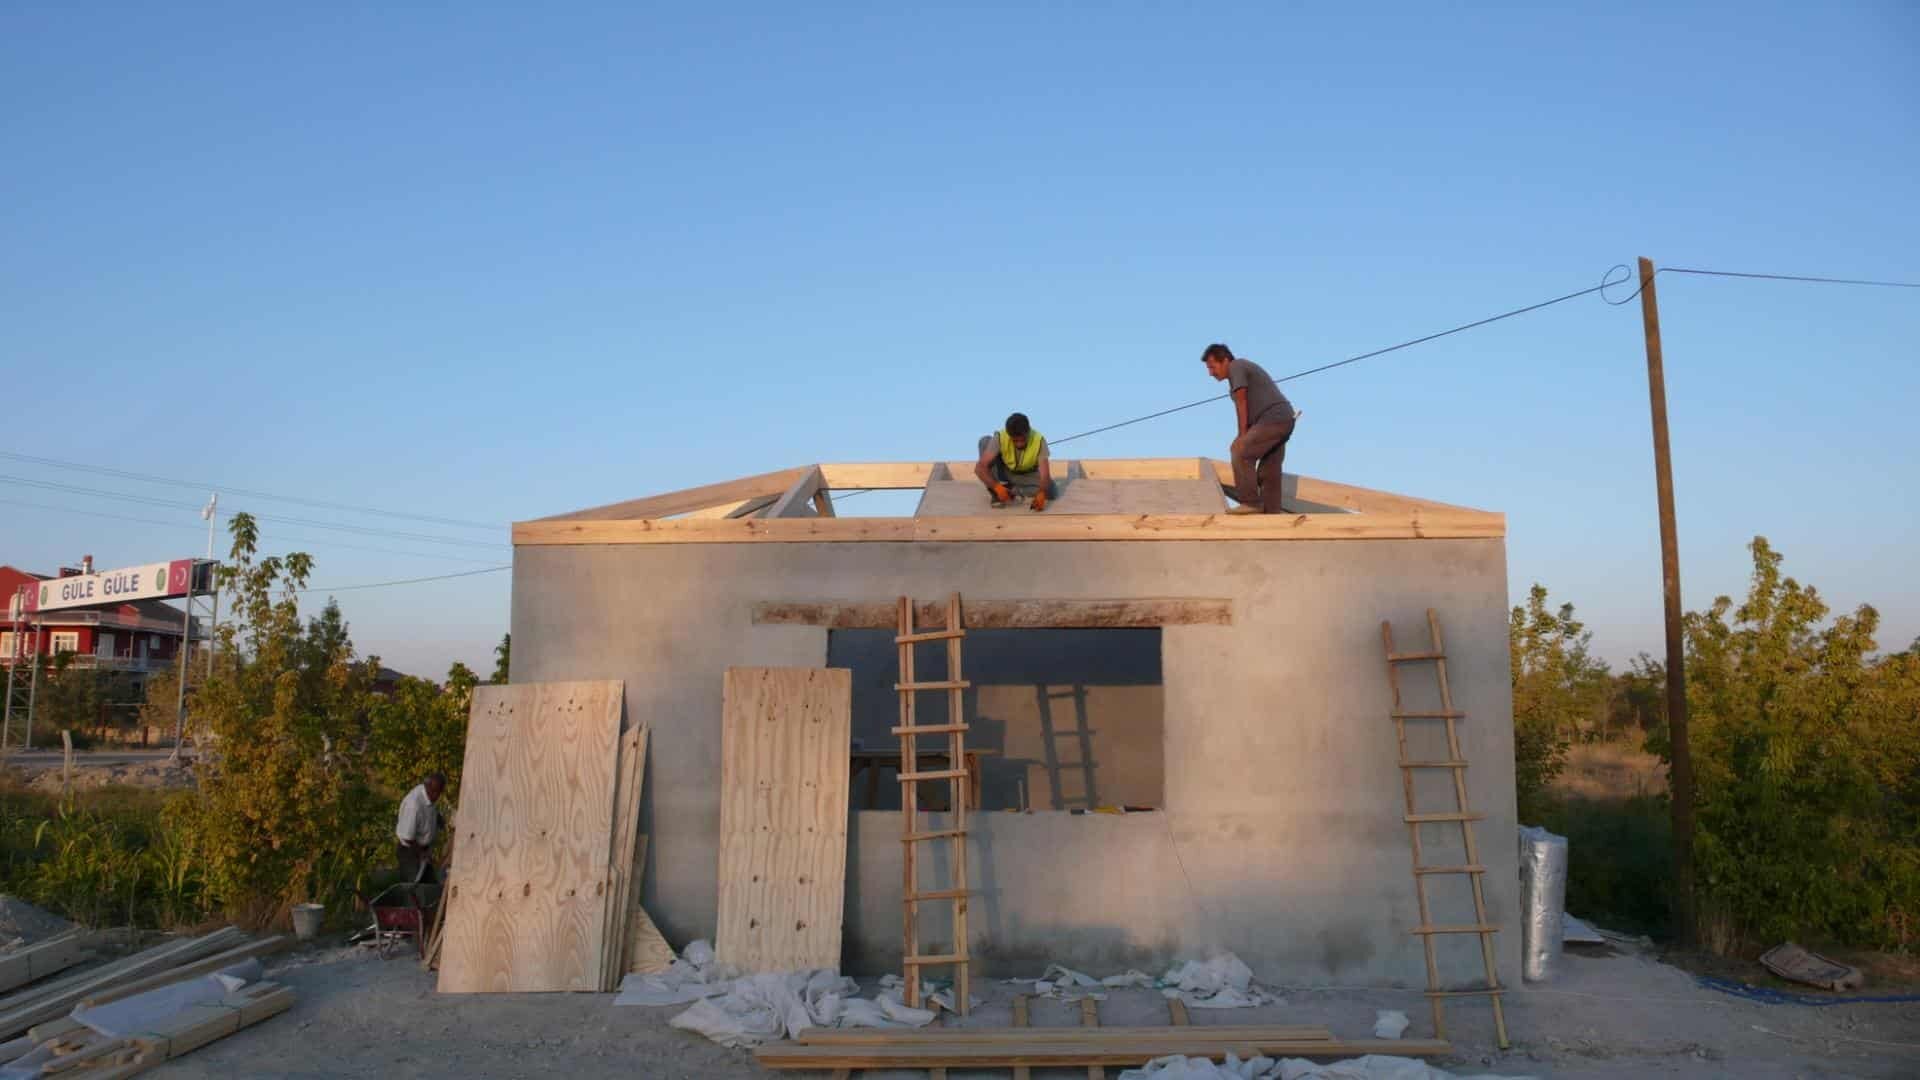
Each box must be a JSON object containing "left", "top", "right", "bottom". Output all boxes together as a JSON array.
[{"left": 1228, "top": 504, "right": 1263, "bottom": 515}]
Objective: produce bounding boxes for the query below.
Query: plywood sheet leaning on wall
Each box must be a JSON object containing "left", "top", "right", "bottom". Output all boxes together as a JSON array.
[
  {"left": 716, "top": 667, "right": 853, "bottom": 973},
  {"left": 437, "top": 680, "right": 625, "bottom": 993}
]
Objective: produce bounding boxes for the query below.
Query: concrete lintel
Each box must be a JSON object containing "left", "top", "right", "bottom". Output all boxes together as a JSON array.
[{"left": 753, "top": 598, "right": 1233, "bottom": 630}]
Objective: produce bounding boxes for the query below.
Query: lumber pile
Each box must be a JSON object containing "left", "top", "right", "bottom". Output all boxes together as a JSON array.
[
  {"left": 436, "top": 681, "right": 658, "bottom": 992},
  {"left": 0, "top": 928, "right": 280, "bottom": 1041},
  {"left": 0, "top": 934, "right": 97, "bottom": 995},
  {"left": 1, "top": 980, "right": 293, "bottom": 1078},
  {"left": 0, "top": 927, "right": 293, "bottom": 1078},
  {"left": 756, "top": 1025, "right": 1451, "bottom": 1070}
]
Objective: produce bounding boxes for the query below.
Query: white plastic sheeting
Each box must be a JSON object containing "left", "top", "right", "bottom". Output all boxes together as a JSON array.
[
  {"left": 1118, "top": 1053, "right": 1532, "bottom": 1080},
  {"left": 614, "top": 939, "right": 938, "bottom": 1048},
  {"left": 1371, "top": 1010, "right": 1409, "bottom": 1039},
  {"left": 1014, "top": 951, "right": 1277, "bottom": 1009}
]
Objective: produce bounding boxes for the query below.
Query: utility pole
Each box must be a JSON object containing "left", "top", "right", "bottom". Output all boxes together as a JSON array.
[{"left": 1637, "top": 256, "right": 1695, "bottom": 947}]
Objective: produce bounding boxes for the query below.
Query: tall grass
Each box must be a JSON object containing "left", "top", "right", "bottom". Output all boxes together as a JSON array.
[{"left": 0, "top": 779, "right": 208, "bottom": 929}]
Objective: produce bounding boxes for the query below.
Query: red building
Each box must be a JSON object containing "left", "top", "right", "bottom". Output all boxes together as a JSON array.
[{"left": 2, "top": 562, "right": 196, "bottom": 678}]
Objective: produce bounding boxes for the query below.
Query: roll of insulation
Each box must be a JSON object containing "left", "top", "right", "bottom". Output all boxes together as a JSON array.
[{"left": 1518, "top": 824, "right": 1568, "bottom": 982}]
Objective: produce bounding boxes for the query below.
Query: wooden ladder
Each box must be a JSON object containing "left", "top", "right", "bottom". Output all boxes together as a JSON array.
[
  {"left": 894, "top": 594, "right": 972, "bottom": 1016},
  {"left": 1381, "top": 608, "right": 1509, "bottom": 1050}
]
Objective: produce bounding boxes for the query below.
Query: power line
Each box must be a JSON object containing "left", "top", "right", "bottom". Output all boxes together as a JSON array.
[
  {"left": 1661, "top": 267, "right": 1920, "bottom": 289},
  {"left": 298, "top": 565, "right": 511, "bottom": 593},
  {"left": 1054, "top": 276, "right": 1622, "bottom": 446},
  {"left": 0, "top": 474, "right": 507, "bottom": 551},
  {"left": 0, "top": 449, "right": 503, "bottom": 531},
  {"left": 0, "top": 497, "right": 508, "bottom": 565}
]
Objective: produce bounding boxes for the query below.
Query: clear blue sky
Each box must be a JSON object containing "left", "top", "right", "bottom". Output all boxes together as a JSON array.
[{"left": 3, "top": 4, "right": 1916, "bottom": 678}]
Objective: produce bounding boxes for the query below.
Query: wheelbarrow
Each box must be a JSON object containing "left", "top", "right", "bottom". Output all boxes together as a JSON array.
[{"left": 360, "top": 880, "right": 442, "bottom": 960}]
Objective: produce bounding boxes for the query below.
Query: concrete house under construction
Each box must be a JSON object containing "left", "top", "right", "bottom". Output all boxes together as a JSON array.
[{"left": 507, "top": 458, "right": 1521, "bottom": 991}]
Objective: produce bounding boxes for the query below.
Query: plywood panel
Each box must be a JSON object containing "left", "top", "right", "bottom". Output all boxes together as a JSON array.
[
  {"left": 716, "top": 667, "right": 853, "bottom": 973},
  {"left": 437, "top": 680, "right": 624, "bottom": 993},
  {"left": 914, "top": 479, "right": 1227, "bottom": 517}
]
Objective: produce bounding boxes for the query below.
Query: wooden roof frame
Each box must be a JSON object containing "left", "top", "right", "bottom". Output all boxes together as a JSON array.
[{"left": 512, "top": 458, "right": 1503, "bottom": 546}]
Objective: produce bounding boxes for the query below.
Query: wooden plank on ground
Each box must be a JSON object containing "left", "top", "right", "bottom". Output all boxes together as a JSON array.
[
  {"left": 436, "top": 681, "right": 625, "bottom": 993},
  {"left": 80, "top": 935, "right": 287, "bottom": 1007},
  {"left": 756, "top": 1038, "right": 1452, "bottom": 1069},
  {"left": 715, "top": 667, "right": 852, "bottom": 974},
  {"left": 796, "top": 1025, "right": 1337, "bottom": 1045},
  {"left": 754, "top": 599, "right": 1233, "bottom": 630},
  {"left": 0, "top": 932, "right": 89, "bottom": 993},
  {"left": 1081, "top": 996, "right": 1105, "bottom": 1080},
  {"left": 0, "top": 928, "right": 246, "bottom": 1040}
]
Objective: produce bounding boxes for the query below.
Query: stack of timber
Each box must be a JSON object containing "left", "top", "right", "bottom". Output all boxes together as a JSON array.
[
  {"left": 0, "top": 934, "right": 97, "bottom": 995},
  {"left": 437, "top": 680, "right": 662, "bottom": 993},
  {"left": 0, "top": 979, "right": 293, "bottom": 1078},
  {"left": 0, "top": 927, "right": 292, "bottom": 1077},
  {"left": 757, "top": 1024, "right": 1450, "bottom": 1072},
  {"left": 0, "top": 928, "right": 284, "bottom": 1041}
]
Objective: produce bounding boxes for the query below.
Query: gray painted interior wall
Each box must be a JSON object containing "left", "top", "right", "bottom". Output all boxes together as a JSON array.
[
  {"left": 510, "top": 537, "right": 1520, "bottom": 988},
  {"left": 833, "top": 627, "right": 1165, "bottom": 812}
]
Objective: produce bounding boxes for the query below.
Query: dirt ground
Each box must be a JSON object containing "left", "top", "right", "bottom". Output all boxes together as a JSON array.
[{"left": 129, "top": 938, "right": 1919, "bottom": 1079}]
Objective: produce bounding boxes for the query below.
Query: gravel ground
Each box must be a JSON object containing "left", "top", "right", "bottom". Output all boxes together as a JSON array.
[{"left": 128, "top": 940, "right": 1920, "bottom": 1079}]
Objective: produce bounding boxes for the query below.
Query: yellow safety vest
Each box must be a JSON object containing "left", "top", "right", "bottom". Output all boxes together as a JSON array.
[{"left": 997, "top": 429, "right": 1045, "bottom": 474}]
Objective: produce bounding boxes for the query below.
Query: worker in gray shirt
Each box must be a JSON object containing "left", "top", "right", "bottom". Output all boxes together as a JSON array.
[{"left": 1201, "top": 343, "right": 1296, "bottom": 513}]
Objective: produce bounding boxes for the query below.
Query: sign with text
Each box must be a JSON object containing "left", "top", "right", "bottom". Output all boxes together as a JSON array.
[{"left": 22, "top": 559, "right": 197, "bottom": 614}]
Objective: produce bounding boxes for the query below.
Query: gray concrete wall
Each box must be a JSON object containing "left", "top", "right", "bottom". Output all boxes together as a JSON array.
[{"left": 509, "top": 538, "right": 1519, "bottom": 988}]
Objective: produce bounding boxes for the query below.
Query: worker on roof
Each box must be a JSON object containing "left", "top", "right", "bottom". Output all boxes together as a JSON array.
[
  {"left": 1202, "top": 343, "right": 1298, "bottom": 514},
  {"left": 975, "top": 412, "right": 1054, "bottom": 511}
]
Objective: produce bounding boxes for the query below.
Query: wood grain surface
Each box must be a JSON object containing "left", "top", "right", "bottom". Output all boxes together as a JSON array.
[
  {"left": 437, "top": 681, "right": 624, "bottom": 993},
  {"left": 715, "top": 667, "right": 852, "bottom": 973}
]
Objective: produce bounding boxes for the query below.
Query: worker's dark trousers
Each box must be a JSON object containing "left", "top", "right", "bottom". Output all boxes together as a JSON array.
[
  {"left": 1230, "top": 417, "right": 1296, "bottom": 513},
  {"left": 397, "top": 842, "right": 438, "bottom": 884}
]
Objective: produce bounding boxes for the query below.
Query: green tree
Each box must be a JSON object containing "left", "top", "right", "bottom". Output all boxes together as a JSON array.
[
  {"left": 367, "top": 662, "right": 474, "bottom": 806},
  {"left": 1510, "top": 584, "right": 1612, "bottom": 818},
  {"left": 1672, "top": 537, "right": 1920, "bottom": 952},
  {"left": 491, "top": 633, "right": 510, "bottom": 684},
  {"left": 36, "top": 651, "right": 101, "bottom": 744},
  {"left": 172, "top": 513, "right": 388, "bottom": 921}
]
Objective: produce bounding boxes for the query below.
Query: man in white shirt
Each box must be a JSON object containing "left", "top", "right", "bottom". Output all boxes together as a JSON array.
[{"left": 395, "top": 772, "right": 447, "bottom": 883}]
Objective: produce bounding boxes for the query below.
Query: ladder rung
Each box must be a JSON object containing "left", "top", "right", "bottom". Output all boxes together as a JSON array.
[
  {"left": 1413, "top": 864, "right": 1487, "bottom": 875},
  {"left": 1387, "top": 651, "right": 1445, "bottom": 662},
  {"left": 903, "top": 953, "right": 968, "bottom": 965},
  {"left": 1400, "top": 760, "right": 1471, "bottom": 768},
  {"left": 1405, "top": 812, "right": 1484, "bottom": 823},
  {"left": 1393, "top": 711, "right": 1465, "bottom": 719},
  {"left": 1409, "top": 924, "right": 1501, "bottom": 935},
  {"left": 905, "top": 828, "right": 968, "bottom": 842},
  {"left": 898, "top": 768, "right": 969, "bottom": 782},
  {"left": 895, "top": 629, "right": 966, "bottom": 644},
  {"left": 895, "top": 680, "right": 971, "bottom": 691},
  {"left": 892, "top": 723, "right": 970, "bottom": 735},
  {"left": 905, "top": 888, "right": 971, "bottom": 902},
  {"left": 1426, "top": 988, "right": 1506, "bottom": 997}
]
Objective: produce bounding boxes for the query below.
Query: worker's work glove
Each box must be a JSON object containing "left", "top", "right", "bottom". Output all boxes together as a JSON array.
[
  {"left": 1029, "top": 489, "right": 1048, "bottom": 512},
  {"left": 990, "top": 483, "right": 1013, "bottom": 506}
]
